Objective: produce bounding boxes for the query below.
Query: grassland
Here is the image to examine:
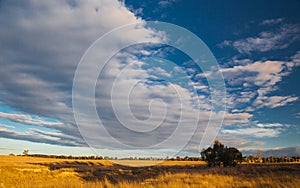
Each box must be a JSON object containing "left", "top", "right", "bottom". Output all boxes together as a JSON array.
[{"left": 0, "top": 156, "right": 299, "bottom": 188}]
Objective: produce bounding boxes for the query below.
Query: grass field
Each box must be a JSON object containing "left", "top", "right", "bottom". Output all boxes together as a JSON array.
[{"left": 0, "top": 156, "right": 299, "bottom": 188}]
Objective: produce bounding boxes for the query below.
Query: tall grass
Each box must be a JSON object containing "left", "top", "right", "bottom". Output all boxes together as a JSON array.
[{"left": 0, "top": 156, "right": 299, "bottom": 188}]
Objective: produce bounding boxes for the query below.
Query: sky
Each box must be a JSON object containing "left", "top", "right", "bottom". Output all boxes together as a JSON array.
[{"left": 0, "top": 0, "right": 299, "bottom": 157}]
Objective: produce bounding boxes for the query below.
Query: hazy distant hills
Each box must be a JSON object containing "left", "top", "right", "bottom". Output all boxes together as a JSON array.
[{"left": 242, "top": 146, "right": 300, "bottom": 157}]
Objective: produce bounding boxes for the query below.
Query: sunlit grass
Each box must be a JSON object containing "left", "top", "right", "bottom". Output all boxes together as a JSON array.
[{"left": 0, "top": 156, "right": 299, "bottom": 188}]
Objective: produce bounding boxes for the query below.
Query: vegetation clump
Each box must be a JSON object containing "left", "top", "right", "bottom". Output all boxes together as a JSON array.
[{"left": 201, "top": 140, "right": 243, "bottom": 167}]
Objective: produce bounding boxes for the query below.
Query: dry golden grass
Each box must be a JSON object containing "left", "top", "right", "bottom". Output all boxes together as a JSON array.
[
  {"left": 0, "top": 155, "right": 299, "bottom": 188},
  {"left": 110, "top": 159, "right": 205, "bottom": 167}
]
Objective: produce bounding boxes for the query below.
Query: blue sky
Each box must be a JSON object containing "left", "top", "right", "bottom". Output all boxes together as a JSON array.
[{"left": 0, "top": 0, "right": 299, "bottom": 157}]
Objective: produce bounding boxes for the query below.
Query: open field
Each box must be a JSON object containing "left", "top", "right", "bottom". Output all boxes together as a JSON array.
[{"left": 0, "top": 156, "right": 299, "bottom": 188}]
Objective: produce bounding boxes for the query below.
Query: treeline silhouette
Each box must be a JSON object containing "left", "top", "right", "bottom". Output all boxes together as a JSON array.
[
  {"left": 17, "top": 154, "right": 111, "bottom": 160},
  {"left": 166, "top": 156, "right": 202, "bottom": 161},
  {"left": 243, "top": 156, "right": 300, "bottom": 163},
  {"left": 13, "top": 154, "right": 300, "bottom": 163}
]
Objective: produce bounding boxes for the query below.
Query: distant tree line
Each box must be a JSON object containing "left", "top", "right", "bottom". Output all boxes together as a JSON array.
[
  {"left": 18, "top": 153, "right": 113, "bottom": 160},
  {"left": 12, "top": 147, "right": 300, "bottom": 163},
  {"left": 243, "top": 156, "right": 300, "bottom": 163},
  {"left": 18, "top": 154, "right": 299, "bottom": 163},
  {"left": 166, "top": 156, "right": 202, "bottom": 161}
]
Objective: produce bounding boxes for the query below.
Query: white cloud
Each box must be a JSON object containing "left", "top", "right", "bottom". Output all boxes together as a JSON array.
[
  {"left": 0, "top": 112, "right": 64, "bottom": 128},
  {"left": 256, "top": 123, "right": 289, "bottom": 128},
  {"left": 253, "top": 95, "right": 298, "bottom": 109},
  {"left": 291, "top": 50, "right": 300, "bottom": 67},
  {"left": 219, "top": 59, "right": 299, "bottom": 110},
  {"left": 0, "top": 124, "right": 15, "bottom": 129},
  {"left": 221, "top": 122, "right": 290, "bottom": 138},
  {"left": 82, "top": 50, "right": 204, "bottom": 149},
  {"left": 221, "top": 24, "right": 300, "bottom": 54},
  {"left": 221, "top": 61, "right": 284, "bottom": 87},
  {"left": 221, "top": 127, "right": 283, "bottom": 138},
  {"left": 0, "top": 126, "right": 84, "bottom": 146},
  {"left": 223, "top": 112, "right": 252, "bottom": 126}
]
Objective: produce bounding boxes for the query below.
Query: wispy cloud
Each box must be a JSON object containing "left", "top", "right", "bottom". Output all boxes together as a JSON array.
[
  {"left": 218, "top": 58, "right": 299, "bottom": 110},
  {"left": 253, "top": 95, "right": 298, "bottom": 109},
  {"left": 213, "top": 134, "right": 265, "bottom": 149},
  {"left": 158, "top": 0, "right": 178, "bottom": 8},
  {"left": 256, "top": 123, "right": 289, "bottom": 128},
  {"left": 0, "top": 112, "right": 63, "bottom": 128},
  {"left": 220, "top": 24, "right": 300, "bottom": 54},
  {"left": 0, "top": 126, "right": 85, "bottom": 147},
  {"left": 223, "top": 112, "right": 252, "bottom": 126},
  {"left": 0, "top": 124, "right": 15, "bottom": 129},
  {"left": 221, "top": 127, "right": 283, "bottom": 138},
  {"left": 260, "top": 18, "right": 284, "bottom": 25},
  {"left": 221, "top": 60, "right": 284, "bottom": 87}
]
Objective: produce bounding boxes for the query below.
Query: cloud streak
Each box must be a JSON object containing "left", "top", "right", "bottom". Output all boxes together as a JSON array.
[
  {"left": 260, "top": 18, "right": 284, "bottom": 25},
  {"left": 221, "top": 127, "right": 283, "bottom": 138},
  {"left": 220, "top": 24, "right": 300, "bottom": 54},
  {"left": 0, "top": 126, "right": 85, "bottom": 147},
  {"left": 0, "top": 112, "right": 63, "bottom": 128}
]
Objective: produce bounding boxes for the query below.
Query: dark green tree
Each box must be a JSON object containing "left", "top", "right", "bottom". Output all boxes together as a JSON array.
[{"left": 201, "top": 140, "right": 242, "bottom": 167}]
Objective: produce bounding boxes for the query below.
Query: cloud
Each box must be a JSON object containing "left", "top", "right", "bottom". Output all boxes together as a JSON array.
[
  {"left": 0, "top": 124, "right": 15, "bottom": 129},
  {"left": 213, "top": 19, "right": 300, "bottom": 151},
  {"left": 158, "top": 0, "right": 178, "bottom": 8},
  {"left": 221, "top": 127, "right": 283, "bottom": 138},
  {"left": 82, "top": 49, "right": 205, "bottom": 149},
  {"left": 253, "top": 95, "right": 298, "bottom": 109},
  {"left": 218, "top": 58, "right": 299, "bottom": 110},
  {"left": 260, "top": 18, "right": 284, "bottom": 25},
  {"left": 236, "top": 141, "right": 265, "bottom": 148},
  {"left": 217, "top": 135, "right": 264, "bottom": 149},
  {"left": 256, "top": 123, "right": 289, "bottom": 128},
  {"left": 223, "top": 61, "right": 284, "bottom": 86},
  {"left": 220, "top": 24, "right": 300, "bottom": 54},
  {"left": 223, "top": 112, "right": 252, "bottom": 126},
  {"left": 0, "top": 0, "right": 222, "bottom": 155},
  {"left": 201, "top": 59, "right": 289, "bottom": 89},
  {"left": 0, "top": 126, "right": 85, "bottom": 147},
  {"left": 221, "top": 122, "right": 290, "bottom": 139},
  {"left": 291, "top": 50, "right": 300, "bottom": 67},
  {"left": 0, "top": 0, "right": 221, "bottom": 154},
  {"left": 0, "top": 0, "right": 298, "bottom": 156},
  {"left": 0, "top": 0, "right": 167, "bottom": 148},
  {"left": 154, "top": 0, "right": 180, "bottom": 17},
  {"left": 0, "top": 112, "right": 64, "bottom": 128}
]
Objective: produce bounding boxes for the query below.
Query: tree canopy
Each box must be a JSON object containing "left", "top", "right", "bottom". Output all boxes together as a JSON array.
[{"left": 201, "top": 140, "right": 242, "bottom": 167}]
